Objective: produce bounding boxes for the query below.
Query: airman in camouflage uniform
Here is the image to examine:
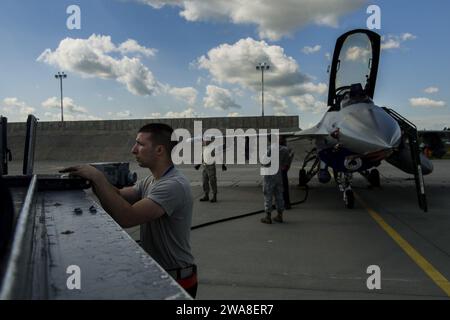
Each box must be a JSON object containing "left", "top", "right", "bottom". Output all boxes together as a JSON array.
[
  {"left": 195, "top": 140, "right": 226, "bottom": 203},
  {"left": 199, "top": 163, "right": 218, "bottom": 202},
  {"left": 261, "top": 170, "right": 284, "bottom": 224},
  {"left": 261, "top": 142, "right": 289, "bottom": 224}
]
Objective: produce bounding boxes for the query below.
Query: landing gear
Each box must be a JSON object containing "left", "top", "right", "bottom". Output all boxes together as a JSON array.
[
  {"left": 361, "top": 169, "right": 381, "bottom": 187},
  {"left": 318, "top": 161, "right": 331, "bottom": 184},
  {"left": 298, "top": 148, "right": 320, "bottom": 187},
  {"left": 344, "top": 189, "right": 354, "bottom": 209},
  {"left": 336, "top": 172, "right": 355, "bottom": 209},
  {"left": 368, "top": 169, "right": 380, "bottom": 187}
]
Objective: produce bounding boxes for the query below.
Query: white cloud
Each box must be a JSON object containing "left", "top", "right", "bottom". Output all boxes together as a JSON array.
[
  {"left": 302, "top": 45, "right": 321, "bottom": 54},
  {"left": 291, "top": 94, "right": 327, "bottom": 114},
  {"left": 381, "top": 38, "right": 400, "bottom": 50},
  {"left": 1, "top": 97, "right": 36, "bottom": 122},
  {"left": 43, "top": 112, "right": 101, "bottom": 121},
  {"left": 295, "top": 82, "right": 327, "bottom": 95},
  {"left": 37, "top": 34, "right": 160, "bottom": 96},
  {"left": 228, "top": 112, "right": 240, "bottom": 117},
  {"left": 232, "top": 87, "right": 245, "bottom": 97},
  {"left": 108, "top": 110, "right": 133, "bottom": 118},
  {"left": 3, "top": 97, "right": 35, "bottom": 114},
  {"left": 118, "top": 39, "right": 157, "bottom": 57},
  {"left": 203, "top": 85, "right": 241, "bottom": 110},
  {"left": 41, "top": 97, "right": 101, "bottom": 121},
  {"left": 196, "top": 77, "right": 205, "bottom": 85},
  {"left": 302, "top": 121, "right": 317, "bottom": 130},
  {"left": 117, "top": 110, "right": 132, "bottom": 118},
  {"left": 42, "top": 97, "right": 89, "bottom": 114},
  {"left": 424, "top": 87, "right": 439, "bottom": 94},
  {"left": 135, "top": 0, "right": 365, "bottom": 40},
  {"left": 409, "top": 97, "right": 446, "bottom": 108},
  {"left": 381, "top": 33, "right": 416, "bottom": 50},
  {"left": 168, "top": 86, "right": 198, "bottom": 106},
  {"left": 165, "top": 107, "right": 196, "bottom": 118},
  {"left": 401, "top": 33, "right": 416, "bottom": 41},
  {"left": 265, "top": 93, "right": 289, "bottom": 116},
  {"left": 345, "top": 46, "right": 371, "bottom": 61},
  {"left": 197, "top": 37, "right": 327, "bottom": 99},
  {"left": 147, "top": 112, "right": 162, "bottom": 118}
]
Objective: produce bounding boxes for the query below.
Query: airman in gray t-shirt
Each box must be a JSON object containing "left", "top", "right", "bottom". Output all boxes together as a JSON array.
[{"left": 133, "top": 167, "right": 194, "bottom": 270}]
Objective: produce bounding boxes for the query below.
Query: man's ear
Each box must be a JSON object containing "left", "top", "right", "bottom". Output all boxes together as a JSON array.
[{"left": 157, "top": 145, "right": 164, "bottom": 155}]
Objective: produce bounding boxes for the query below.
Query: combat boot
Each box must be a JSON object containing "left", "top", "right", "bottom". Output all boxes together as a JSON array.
[
  {"left": 210, "top": 194, "right": 217, "bottom": 203},
  {"left": 199, "top": 194, "right": 209, "bottom": 202},
  {"left": 273, "top": 212, "right": 283, "bottom": 223},
  {"left": 261, "top": 212, "right": 272, "bottom": 224}
]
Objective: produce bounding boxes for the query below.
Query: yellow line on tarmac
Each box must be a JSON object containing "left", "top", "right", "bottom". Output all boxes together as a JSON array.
[{"left": 354, "top": 193, "right": 450, "bottom": 298}]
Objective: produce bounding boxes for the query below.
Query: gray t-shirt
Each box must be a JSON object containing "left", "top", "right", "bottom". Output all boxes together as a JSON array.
[{"left": 133, "top": 166, "right": 194, "bottom": 270}]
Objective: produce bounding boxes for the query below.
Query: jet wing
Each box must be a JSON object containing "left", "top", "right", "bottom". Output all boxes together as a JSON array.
[
  {"left": 186, "top": 129, "right": 300, "bottom": 142},
  {"left": 289, "top": 124, "right": 329, "bottom": 142},
  {"left": 183, "top": 124, "right": 330, "bottom": 146},
  {"left": 294, "top": 125, "right": 328, "bottom": 137}
]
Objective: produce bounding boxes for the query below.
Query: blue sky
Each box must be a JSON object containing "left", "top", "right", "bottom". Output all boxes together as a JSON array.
[{"left": 0, "top": 0, "right": 448, "bottom": 129}]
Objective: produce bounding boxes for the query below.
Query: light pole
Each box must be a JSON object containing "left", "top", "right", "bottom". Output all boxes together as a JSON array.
[
  {"left": 256, "top": 62, "right": 270, "bottom": 117},
  {"left": 54, "top": 72, "right": 67, "bottom": 123}
]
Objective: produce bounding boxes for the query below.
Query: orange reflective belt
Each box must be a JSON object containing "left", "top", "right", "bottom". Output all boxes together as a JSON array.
[{"left": 177, "top": 272, "right": 198, "bottom": 290}]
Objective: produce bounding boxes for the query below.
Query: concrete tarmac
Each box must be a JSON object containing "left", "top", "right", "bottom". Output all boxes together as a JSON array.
[{"left": 8, "top": 158, "right": 450, "bottom": 300}]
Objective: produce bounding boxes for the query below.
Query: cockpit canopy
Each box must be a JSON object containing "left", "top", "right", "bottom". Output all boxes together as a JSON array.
[{"left": 328, "top": 29, "right": 381, "bottom": 110}]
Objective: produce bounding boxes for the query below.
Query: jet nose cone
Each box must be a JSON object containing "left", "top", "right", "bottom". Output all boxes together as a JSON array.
[
  {"left": 370, "top": 106, "right": 402, "bottom": 148},
  {"left": 341, "top": 103, "right": 401, "bottom": 153}
]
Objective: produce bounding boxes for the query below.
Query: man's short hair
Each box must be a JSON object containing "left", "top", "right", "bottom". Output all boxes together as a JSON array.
[{"left": 138, "top": 123, "right": 175, "bottom": 156}]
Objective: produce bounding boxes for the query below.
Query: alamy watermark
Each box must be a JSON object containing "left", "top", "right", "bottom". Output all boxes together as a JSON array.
[
  {"left": 366, "top": 5, "right": 381, "bottom": 30},
  {"left": 171, "top": 121, "right": 280, "bottom": 176},
  {"left": 366, "top": 265, "right": 381, "bottom": 290},
  {"left": 66, "top": 265, "right": 81, "bottom": 290},
  {"left": 67, "top": 5, "right": 81, "bottom": 30}
]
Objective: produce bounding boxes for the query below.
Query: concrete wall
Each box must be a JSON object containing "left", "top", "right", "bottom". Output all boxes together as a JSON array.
[{"left": 7, "top": 116, "right": 299, "bottom": 162}]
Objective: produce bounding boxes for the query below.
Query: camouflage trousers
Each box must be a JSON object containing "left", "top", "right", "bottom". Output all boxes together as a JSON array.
[
  {"left": 202, "top": 164, "right": 217, "bottom": 195},
  {"left": 263, "top": 172, "right": 284, "bottom": 213}
]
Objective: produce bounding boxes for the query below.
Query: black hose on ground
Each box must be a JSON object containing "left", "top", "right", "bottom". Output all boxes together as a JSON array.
[{"left": 191, "top": 185, "right": 309, "bottom": 230}]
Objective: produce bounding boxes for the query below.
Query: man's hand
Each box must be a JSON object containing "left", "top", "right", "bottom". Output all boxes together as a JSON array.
[{"left": 60, "top": 165, "right": 102, "bottom": 182}]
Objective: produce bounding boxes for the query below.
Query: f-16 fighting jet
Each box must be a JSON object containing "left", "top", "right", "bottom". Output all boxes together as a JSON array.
[
  {"left": 293, "top": 29, "right": 433, "bottom": 212},
  {"left": 184, "top": 29, "right": 435, "bottom": 212}
]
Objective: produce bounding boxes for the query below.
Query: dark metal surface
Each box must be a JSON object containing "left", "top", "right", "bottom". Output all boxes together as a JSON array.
[
  {"left": 40, "top": 190, "right": 190, "bottom": 299},
  {"left": 3, "top": 175, "right": 89, "bottom": 190},
  {"left": 0, "top": 176, "right": 191, "bottom": 299},
  {"left": 89, "top": 162, "right": 137, "bottom": 188},
  {"left": 23, "top": 115, "right": 38, "bottom": 176},
  {"left": 0, "top": 116, "right": 12, "bottom": 176},
  {"left": 0, "top": 175, "right": 38, "bottom": 299},
  {"left": 0, "top": 176, "right": 191, "bottom": 300}
]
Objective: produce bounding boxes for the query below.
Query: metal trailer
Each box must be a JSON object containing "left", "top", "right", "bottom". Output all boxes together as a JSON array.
[{"left": 0, "top": 115, "right": 190, "bottom": 300}]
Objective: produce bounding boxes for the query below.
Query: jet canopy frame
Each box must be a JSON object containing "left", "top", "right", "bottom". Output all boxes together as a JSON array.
[{"left": 327, "top": 29, "right": 381, "bottom": 110}]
